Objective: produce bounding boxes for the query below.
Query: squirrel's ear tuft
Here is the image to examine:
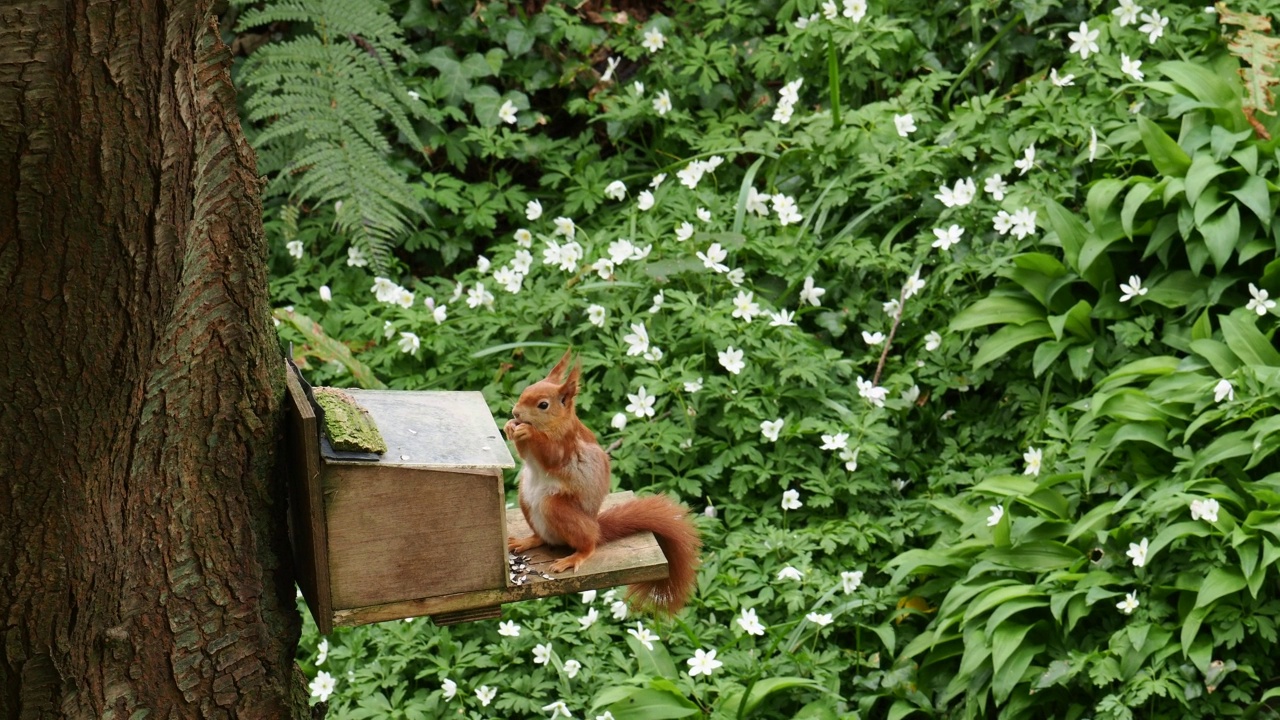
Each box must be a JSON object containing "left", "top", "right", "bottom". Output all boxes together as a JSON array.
[
  {"left": 546, "top": 347, "right": 573, "bottom": 382},
  {"left": 559, "top": 362, "right": 581, "bottom": 405}
]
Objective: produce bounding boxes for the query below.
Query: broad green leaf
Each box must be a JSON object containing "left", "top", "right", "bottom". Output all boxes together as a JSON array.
[
  {"left": 1033, "top": 339, "right": 1073, "bottom": 377},
  {"left": 1098, "top": 356, "right": 1181, "bottom": 389},
  {"left": 1198, "top": 203, "right": 1240, "bottom": 271},
  {"left": 1043, "top": 198, "right": 1089, "bottom": 272},
  {"left": 887, "top": 701, "right": 921, "bottom": 720},
  {"left": 1137, "top": 115, "right": 1192, "bottom": 177},
  {"left": 1121, "top": 181, "right": 1156, "bottom": 237},
  {"left": 1221, "top": 311, "right": 1280, "bottom": 367},
  {"left": 1192, "top": 431, "right": 1253, "bottom": 475},
  {"left": 1146, "top": 521, "right": 1211, "bottom": 560},
  {"left": 1228, "top": 174, "right": 1272, "bottom": 228},
  {"left": 471, "top": 340, "right": 566, "bottom": 358},
  {"left": 1184, "top": 153, "right": 1230, "bottom": 205},
  {"left": 1194, "top": 567, "right": 1247, "bottom": 608},
  {"left": 951, "top": 295, "right": 1046, "bottom": 330},
  {"left": 1189, "top": 338, "right": 1242, "bottom": 376},
  {"left": 738, "top": 677, "right": 825, "bottom": 716},
  {"left": 1096, "top": 389, "right": 1169, "bottom": 423},
  {"left": 1158, "top": 61, "right": 1242, "bottom": 125},
  {"left": 1047, "top": 300, "right": 1094, "bottom": 341},
  {"left": 983, "top": 541, "right": 1082, "bottom": 572},
  {"left": 991, "top": 622, "right": 1036, "bottom": 679},
  {"left": 1066, "top": 501, "right": 1118, "bottom": 543},
  {"left": 972, "top": 321, "right": 1055, "bottom": 368},
  {"left": 1087, "top": 179, "right": 1128, "bottom": 231},
  {"left": 992, "top": 640, "right": 1043, "bottom": 704},
  {"left": 625, "top": 635, "right": 679, "bottom": 680},
  {"left": 604, "top": 688, "right": 699, "bottom": 720}
]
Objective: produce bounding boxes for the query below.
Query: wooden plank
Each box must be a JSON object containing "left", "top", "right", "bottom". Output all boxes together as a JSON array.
[
  {"left": 331, "top": 492, "right": 669, "bottom": 627},
  {"left": 324, "top": 389, "right": 515, "bottom": 470},
  {"left": 326, "top": 466, "right": 506, "bottom": 609},
  {"left": 284, "top": 365, "right": 334, "bottom": 635}
]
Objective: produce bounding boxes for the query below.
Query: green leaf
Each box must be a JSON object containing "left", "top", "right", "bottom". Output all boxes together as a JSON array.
[
  {"left": 1227, "top": 174, "right": 1272, "bottom": 228},
  {"left": 1185, "top": 154, "right": 1230, "bottom": 205},
  {"left": 1190, "top": 338, "right": 1242, "bottom": 376},
  {"left": 625, "top": 636, "right": 679, "bottom": 680},
  {"left": 1147, "top": 521, "right": 1211, "bottom": 560},
  {"left": 1194, "top": 567, "right": 1247, "bottom": 609},
  {"left": 982, "top": 541, "right": 1082, "bottom": 572},
  {"left": 738, "top": 677, "right": 825, "bottom": 716},
  {"left": 1121, "top": 182, "right": 1156, "bottom": 237},
  {"left": 1043, "top": 198, "right": 1089, "bottom": 275},
  {"left": 1047, "top": 300, "right": 1094, "bottom": 341},
  {"left": 471, "top": 340, "right": 566, "bottom": 359},
  {"left": 1198, "top": 203, "right": 1240, "bottom": 271},
  {"left": 1086, "top": 179, "right": 1128, "bottom": 231},
  {"left": 951, "top": 295, "right": 1047, "bottom": 330},
  {"left": 972, "top": 321, "right": 1055, "bottom": 368},
  {"left": 1221, "top": 311, "right": 1280, "bottom": 367},
  {"left": 1137, "top": 115, "right": 1192, "bottom": 177},
  {"left": 603, "top": 688, "right": 699, "bottom": 720}
]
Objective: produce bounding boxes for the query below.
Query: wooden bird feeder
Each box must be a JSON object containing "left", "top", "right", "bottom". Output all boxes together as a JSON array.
[{"left": 284, "top": 362, "right": 669, "bottom": 634}]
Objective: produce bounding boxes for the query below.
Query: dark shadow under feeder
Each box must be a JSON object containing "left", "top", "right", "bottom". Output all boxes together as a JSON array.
[{"left": 284, "top": 363, "right": 668, "bottom": 634}]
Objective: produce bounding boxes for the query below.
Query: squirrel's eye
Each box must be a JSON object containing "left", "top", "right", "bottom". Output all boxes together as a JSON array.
[{"left": 537, "top": 400, "right": 550, "bottom": 410}]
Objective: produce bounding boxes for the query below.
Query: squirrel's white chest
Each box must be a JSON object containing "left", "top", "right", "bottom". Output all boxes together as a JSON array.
[{"left": 519, "top": 460, "right": 564, "bottom": 544}]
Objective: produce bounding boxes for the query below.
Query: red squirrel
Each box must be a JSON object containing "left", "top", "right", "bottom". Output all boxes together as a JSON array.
[{"left": 502, "top": 349, "right": 701, "bottom": 614}]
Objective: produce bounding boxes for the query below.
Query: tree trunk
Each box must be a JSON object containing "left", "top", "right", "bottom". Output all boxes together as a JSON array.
[{"left": 0, "top": 2, "right": 307, "bottom": 717}]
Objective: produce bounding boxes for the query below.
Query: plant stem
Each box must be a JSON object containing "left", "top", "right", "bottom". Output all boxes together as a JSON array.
[
  {"left": 873, "top": 285, "right": 910, "bottom": 386},
  {"left": 827, "top": 39, "right": 842, "bottom": 127}
]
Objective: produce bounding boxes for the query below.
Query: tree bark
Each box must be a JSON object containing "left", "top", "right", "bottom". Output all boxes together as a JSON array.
[{"left": 0, "top": 1, "right": 306, "bottom": 717}]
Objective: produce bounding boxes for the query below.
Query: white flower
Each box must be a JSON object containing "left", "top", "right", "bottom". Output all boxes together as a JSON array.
[
  {"left": 820, "top": 432, "right": 849, "bottom": 451},
  {"left": 432, "top": 304, "right": 448, "bottom": 324},
  {"left": 611, "top": 412, "right": 627, "bottom": 430},
  {"left": 346, "top": 246, "right": 368, "bottom": 267},
  {"left": 407, "top": 90, "right": 421, "bottom": 101},
  {"left": 1247, "top": 283, "right": 1276, "bottom": 315},
  {"left": 514, "top": 228, "right": 533, "bottom": 248},
  {"left": 675, "top": 222, "right": 695, "bottom": 242},
  {"left": 498, "top": 99, "right": 518, "bottom": 124},
  {"left": 1121, "top": 54, "right": 1145, "bottom": 81},
  {"left": 495, "top": 266, "right": 524, "bottom": 294},
  {"left": 534, "top": 643, "right": 553, "bottom": 665},
  {"left": 781, "top": 488, "right": 803, "bottom": 510},
  {"left": 604, "top": 239, "right": 634, "bottom": 265},
  {"left": 632, "top": 81, "right": 645, "bottom": 97},
  {"left": 776, "top": 566, "right": 803, "bottom": 581},
  {"left": 371, "top": 277, "right": 401, "bottom": 303},
  {"left": 769, "top": 308, "right": 796, "bottom": 326},
  {"left": 587, "top": 304, "right": 606, "bottom": 327},
  {"left": 1127, "top": 537, "right": 1150, "bottom": 568},
  {"left": 553, "top": 216, "right": 576, "bottom": 239},
  {"left": 697, "top": 243, "right": 730, "bottom": 273},
  {"left": 316, "top": 639, "right": 329, "bottom": 665},
  {"left": 746, "top": 188, "right": 771, "bottom": 216},
  {"left": 856, "top": 377, "right": 888, "bottom": 407},
  {"left": 653, "top": 90, "right": 672, "bottom": 116},
  {"left": 841, "top": 570, "right": 864, "bottom": 594},
  {"left": 631, "top": 244, "right": 652, "bottom": 261},
  {"left": 1089, "top": 126, "right": 1099, "bottom": 163},
  {"left": 934, "top": 177, "right": 976, "bottom": 208},
  {"left": 1190, "top": 498, "right": 1221, "bottom": 523},
  {"left": 773, "top": 194, "right": 803, "bottom": 226},
  {"left": 512, "top": 249, "right": 533, "bottom": 274},
  {"left": 840, "top": 446, "right": 859, "bottom": 471},
  {"left": 1119, "top": 275, "right": 1148, "bottom": 302},
  {"left": 476, "top": 686, "right": 497, "bottom": 707},
  {"left": 627, "top": 622, "right": 658, "bottom": 650},
  {"left": 984, "top": 174, "right": 1008, "bottom": 200},
  {"left": 600, "top": 55, "right": 621, "bottom": 83},
  {"left": 1050, "top": 68, "right": 1076, "bottom": 87},
  {"left": 442, "top": 678, "right": 457, "bottom": 700},
  {"left": 894, "top": 113, "right": 916, "bottom": 137},
  {"left": 625, "top": 387, "right": 657, "bottom": 419},
  {"left": 732, "top": 291, "right": 762, "bottom": 323},
  {"left": 650, "top": 173, "right": 667, "bottom": 188},
  {"left": 1010, "top": 207, "right": 1038, "bottom": 239},
  {"left": 986, "top": 504, "right": 1004, "bottom": 527},
  {"left": 843, "top": 0, "right": 867, "bottom": 20},
  {"left": 806, "top": 612, "right": 834, "bottom": 627},
  {"left": 691, "top": 207, "right": 710, "bottom": 224},
  {"left": 498, "top": 620, "right": 521, "bottom": 637},
  {"left": 862, "top": 330, "right": 886, "bottom": 346},
  {"left": 466, "top": 282, "right": 494, "bottom": 309},
  {"left": 993, "top": 210, "right": 1014, "bottom": 235},
  {"left": 687, "top": 648, "right": 723, "bottom": 677},
  {"left": 737, "top": 607, "right": 766, "bottom": 635},
  {"left": 563, "top": 659, "right": 582, "bottom": 679},
  {"left": 1068, "top": 21, "right": 1100, "bottom": 59},
  {"left": 1211, "top": 378, "right": 1234, "bottom": 404},
  {"left": 637, "top": 190, "right": 656, "bottom": 210},
  {"left": 543, "top": 700, "right": 573, "bottom": 718},
  {"left": 398, "top": 332, "right": 420, "bottom": 355},
  {"left": 1114, "top": 0, "right": 1143, "bottom": 26},
  {"left": 932, "top": 224, "right": 964, "bottom": 251},
  {"left": 611, "top": 600, "right": 628, "bottom": 620},
  {"left": 604, "top": 180, "right": 627, "bottom": 200},
  {"left": 649, "top": 290, "right": 664, "bottom": 313},
  {"left": 903, "top": 270, "right": 926, "bottom": 299},
  {"left": 925, "top": 331, "right": 942, "bottom": 351},
  {"left": 1014, "top": 144, "right": 1036, "bottom": 175},
  {"left": 799, "top": 276, "right": 826, "bottom": 306},
  {"left": 383, "top": 321, "right": 395, "bottom": 339},
  {"left": 309, "top": 671, "right": 336, "bottom": 702},
  {"left": 623, "top": 322, "right": 650, "bottom": 356},
  {"left": 527, "top": 199, "right": 543, "bottom": 220},
  {"left": 727, "top": 268, "right": 746, "bottom": 287},
  {"left": 592, "top": 258, "right": 615, "bottom": 280},
  {"left": 579, "top": 607, "right": 600, "bottom": 629},
  {"left": 677, "top": 161, "right": 706, "bottom": 189},
  {"left": 760, "top": 418, "right": 784, "bottom": 442},
  {"left": 703, "top": 503, "right": 716, "bottom": 518},
  {"left": 1116, "top": 590, "right": 1140, "bottom": 615},
  {"left": 718, "top": 346, "right": 746, "bottom": 374},
  {"left": 1138, "top": 10, "right": 1167, "bottom": 43},
  {"left": 1024, "top": 446, "right": 1042, "bottom": 476},
  {"left": 395, "top": 287, "right": 415, "bottom": 308},
  {"left": 319, "top": 285, "right": 331, "bottom": 302},
  {"left": 642, "top": 28, "right": 666, "bottom": 53},
  {"left": 287, "top": 240, "right": 304, "bottom": 259},
  {"left": 644, "top": 347, "right": 665, "bottom": 365}
]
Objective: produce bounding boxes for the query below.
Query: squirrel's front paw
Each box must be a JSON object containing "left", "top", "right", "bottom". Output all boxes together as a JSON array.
[
  {"left": 509, "top": 422, "right": 534, "bottom": 441},
  {"left": 503, "top": 419, "right": 523, "bottom": 440}
]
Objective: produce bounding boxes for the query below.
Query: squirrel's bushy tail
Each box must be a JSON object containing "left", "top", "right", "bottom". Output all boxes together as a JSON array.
[{"left": 598, "top": 495, "right": 701, "bottom": 615}]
